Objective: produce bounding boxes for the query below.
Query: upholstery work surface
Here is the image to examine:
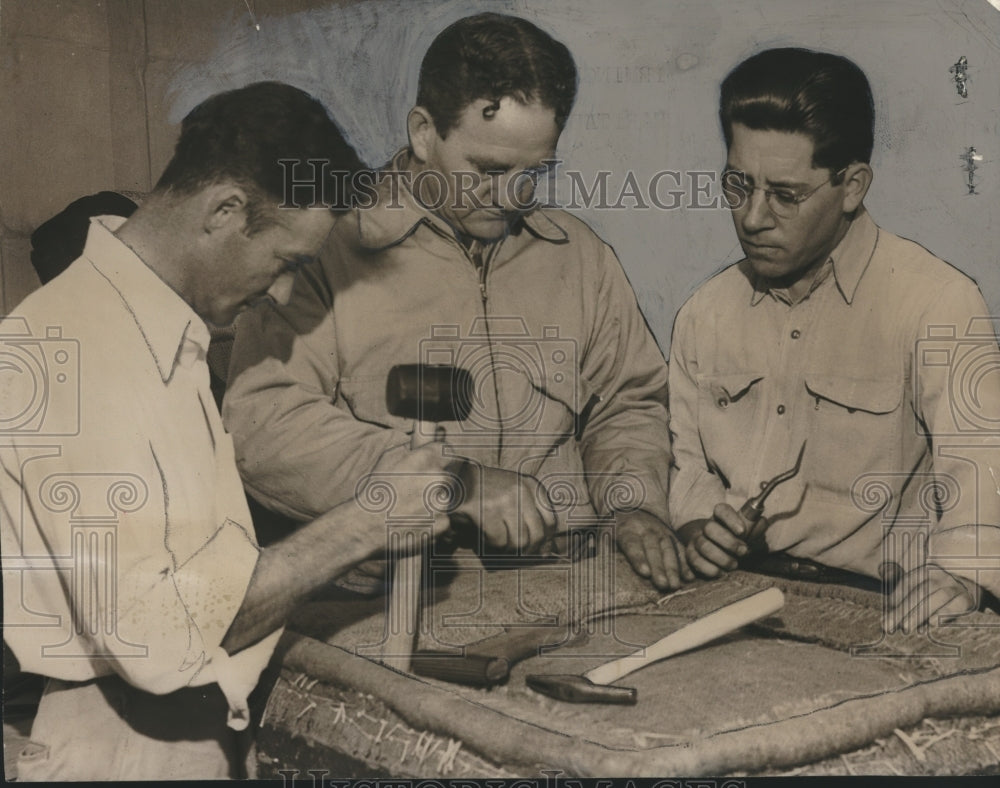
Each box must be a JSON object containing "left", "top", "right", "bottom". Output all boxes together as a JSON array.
[{"left": 258, "top": 549, "right": 1000, "bottom": 777}]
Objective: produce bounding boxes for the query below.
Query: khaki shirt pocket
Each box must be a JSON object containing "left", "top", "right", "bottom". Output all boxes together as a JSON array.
[
  {"left": 696, "top": 372, "right": 766, "bottom": 476},
  {"left": 804, "top": 373, "right": 904, "bottom": 497}
]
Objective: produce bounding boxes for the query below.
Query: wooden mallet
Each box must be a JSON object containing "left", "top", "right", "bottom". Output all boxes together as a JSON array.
[{"left": 381, "top": 363, "right": 473, "bottom": 671}]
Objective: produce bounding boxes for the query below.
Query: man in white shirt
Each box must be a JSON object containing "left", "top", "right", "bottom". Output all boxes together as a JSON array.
[{"left": 0, "top": 81, "right": 452, "bottom": 780}]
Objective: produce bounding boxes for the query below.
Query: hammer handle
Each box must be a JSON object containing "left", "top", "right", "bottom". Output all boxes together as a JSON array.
[
  {"left": 380, "top": 423, "right": 435, "bottom": 671},
  {"left": 585, "top": 587, "right": 784, "bottom": 686}
]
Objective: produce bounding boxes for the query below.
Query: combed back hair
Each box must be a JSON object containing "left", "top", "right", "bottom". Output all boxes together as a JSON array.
[
  {"left": 155, "top": 81, "right": 365, "bottom": 229},
  {"left": 416, "top": 12, "right": 578, "bottom": 138},
  {"left": 720, "top": 48, "right": 875, "bottom": 176}
]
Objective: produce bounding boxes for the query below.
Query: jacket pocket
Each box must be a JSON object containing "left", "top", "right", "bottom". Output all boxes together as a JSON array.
[
  {"left": 804, "top": 373, "right": 903, "bottom": 497},
  {"left": 696, "top": 372, "right": 765, "bottom": 478}
]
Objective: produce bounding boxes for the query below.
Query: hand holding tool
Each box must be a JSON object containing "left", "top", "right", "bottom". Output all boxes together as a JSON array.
[
  {"left": 740, "top": 440, "right": 806, "bottom": 543},
  {"left": 382, "top": 363, "right": 473, "bottom": 671},
  {"left": 526, "top": 586, "right": 785, "bottom": 704}
]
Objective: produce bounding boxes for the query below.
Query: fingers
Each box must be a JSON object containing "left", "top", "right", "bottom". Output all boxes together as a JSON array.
[
  {"left": 890, "top": 570, "right": 975, "bottom": 633},
  {"left": 616, "top": 513, "right": 693, "bottom": 591},
  {"left": 685, "top": 538, "right": 723, "bottom": 578},
  {"left": 649, "top": 531, "right": 693, "bottom": 590},
  {"left": 712, "top": 503, "right": 750, "bottom": 540}
]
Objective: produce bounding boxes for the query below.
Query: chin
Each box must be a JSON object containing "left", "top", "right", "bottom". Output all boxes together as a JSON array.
[
  {"left": 748, "top": 256, "right": 791, "bottom": 280},
  {"left": 462, "top": 215, "right": 511, "bottom": 241}
]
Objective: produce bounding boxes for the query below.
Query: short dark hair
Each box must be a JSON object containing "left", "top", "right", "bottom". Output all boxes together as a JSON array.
[
  {"left": 155, "top": 81, "right": 364, "bottom": 229},
  {"left": 720, "top": 48, "right": 875, "bottom": 175},
  {"left": 416, "top": 13, "right": 578, "bottom": 138}
]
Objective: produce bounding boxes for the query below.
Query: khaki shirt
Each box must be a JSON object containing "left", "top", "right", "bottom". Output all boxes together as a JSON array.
[{"left": 669, "top": 210, "right": 1000, "bottom": 593}]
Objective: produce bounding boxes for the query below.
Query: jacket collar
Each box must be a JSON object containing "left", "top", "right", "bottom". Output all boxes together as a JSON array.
[
  {"left": 749, "top": 208, "right": 879, "bottom": 306},
  {"left": 357, "top": 148, "right": 568, "bottom": 251},
  {"left": 84, "top": 216, "right": 209, "bottom": 383}
]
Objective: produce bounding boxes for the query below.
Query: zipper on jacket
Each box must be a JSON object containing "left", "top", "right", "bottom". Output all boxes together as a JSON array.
[{"left": 469, "top": 241, "right": 504, "bottom": 465}]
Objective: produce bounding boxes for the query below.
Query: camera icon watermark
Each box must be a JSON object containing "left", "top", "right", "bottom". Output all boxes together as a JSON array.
[
  {"left": 914, "top": 317, "right": 1000, "bottom": 436},
  {"left": 849, "top": 472, "right": 1000, "bottom": 658},
  {"left": 0, "top": 317, "right": 80, "bottom": 436},
  {"left": 418, "top": 318, "right": 579, "bottom": 447}
]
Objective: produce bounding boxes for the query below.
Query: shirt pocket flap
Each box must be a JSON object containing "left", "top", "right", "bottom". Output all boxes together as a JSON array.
[
  {"left": 698, "top": 372, "right": 765, "bottom": 406},
  {"left": 805, "top": 375, "right": 902, "bottom": 414}
]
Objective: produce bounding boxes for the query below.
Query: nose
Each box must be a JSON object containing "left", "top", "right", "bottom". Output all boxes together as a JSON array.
[
  {"left": 493, "top": 171, "right": 535, "bottom": 212},
  {"left": 266, "top": 271, "right": 296, "bottom": 305},
  {"left": 740, "top": 188, "right": 776, "bottom": 233}
]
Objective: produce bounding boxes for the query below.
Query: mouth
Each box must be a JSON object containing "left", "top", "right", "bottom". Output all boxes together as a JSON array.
[{"left": 742, "top": 241, "right": 782, "bottom": 258}]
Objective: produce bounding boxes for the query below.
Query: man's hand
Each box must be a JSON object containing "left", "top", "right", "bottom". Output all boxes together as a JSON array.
[
  {"left": 677, "top": 503, "right": 751, "bottom": 578},
  {"left": 450, "top": 462, "right": 556, "bottom": 553},
  {"left": 357, "top": 441, "right": 458, "bottom": 555},
  {"left": 889, "top": 564, "right": 977, "bottom": 632},
  {"left": 616, "top": 510, "right": 693, "bottom": 591}
]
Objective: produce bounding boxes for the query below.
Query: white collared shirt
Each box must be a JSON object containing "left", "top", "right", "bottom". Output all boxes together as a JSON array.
[{"left": 1, "top": 216, "right": 278, "bottom": 730}]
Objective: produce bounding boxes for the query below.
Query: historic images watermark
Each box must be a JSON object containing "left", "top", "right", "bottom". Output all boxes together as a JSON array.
[
  {"left": 277, "top": 768, "right": 747, "bottom": 788},
  {"left": 278, "top": 158, "right": 734, "bottom": 213}
]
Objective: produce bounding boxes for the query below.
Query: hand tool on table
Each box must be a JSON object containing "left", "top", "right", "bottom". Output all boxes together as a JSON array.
[
  {"left": 382, "top": 363, "right": 474, "bottom": 671},
  {"left": 411, "top": 624, "right": 585, "bottom": 687},
  {"left": 739, "top": 440, "right": 806, "bottom": 544},
  {"left": 526, "top": 586, "right": 785, "bottom": 704}
]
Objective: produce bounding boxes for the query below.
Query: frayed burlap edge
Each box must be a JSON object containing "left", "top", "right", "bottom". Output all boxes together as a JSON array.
[{"left": 274, "top": 629, "right": 1000, "bottom": 777}]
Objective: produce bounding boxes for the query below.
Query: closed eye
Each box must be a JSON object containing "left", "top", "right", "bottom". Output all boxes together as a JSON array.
[{"left": 279, "top": 255, "right": 314, "bottom": 273}]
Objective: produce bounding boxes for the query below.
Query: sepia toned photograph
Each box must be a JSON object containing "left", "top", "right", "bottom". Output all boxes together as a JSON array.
[{"left": 1, "top": 0, "right": 999, "bottom": 782}]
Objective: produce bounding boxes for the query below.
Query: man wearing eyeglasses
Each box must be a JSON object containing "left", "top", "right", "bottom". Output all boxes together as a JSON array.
[{"left": 668, "top": 48, "right": 1000, "bottom": 628}]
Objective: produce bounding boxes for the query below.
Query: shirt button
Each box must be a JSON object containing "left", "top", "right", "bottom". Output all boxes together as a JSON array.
[
  {"left": 718, "top": 397, "right": 728, "bottom": 408},
  {"left": 791, "top": 329, "right": 801, "bottom": 339},
  {"left": 776, "top": 404, "right": 786, "bottom": 415}
]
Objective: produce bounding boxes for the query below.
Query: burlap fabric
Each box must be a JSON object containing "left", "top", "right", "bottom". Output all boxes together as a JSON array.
[{"left": 264, "top": 546, "right": 1000, "bottom": 776}]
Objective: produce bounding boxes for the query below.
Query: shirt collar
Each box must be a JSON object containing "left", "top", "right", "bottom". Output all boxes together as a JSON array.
[
  {"left": 748, "top": 208, "right": 879, "bottom": 307},
  {"left": 356, "top": 148, "right": 568, "bottom": 250},
  {"left": 84, "top": 216, "right": 209, "bottom": 383}
]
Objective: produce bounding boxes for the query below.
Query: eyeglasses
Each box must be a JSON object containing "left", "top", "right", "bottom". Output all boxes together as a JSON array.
[{"left": 722, "top": 167, "right": 847, "bottom": 219}]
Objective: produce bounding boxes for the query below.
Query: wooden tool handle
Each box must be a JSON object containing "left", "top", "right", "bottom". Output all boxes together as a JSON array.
[
  {"left": 380, "top": 422, "right": 434, "bottom": 671},
  {"left": 584, "top": 587, "right": 784, "bottom": 686}
]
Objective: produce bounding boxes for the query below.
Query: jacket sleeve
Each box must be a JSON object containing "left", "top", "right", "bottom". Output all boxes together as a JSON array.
[
  {"left": 912, "top": 278, "right": 1000, "bottom": 600},
  {"left": 223, "top": 258, "right": 405, "bottom": 521},
  {"left": 577, "top": 243, "right": 672, "bottom": 524},
  {"left": 667, "top": 294, "right": 728, "bottom": 529}
]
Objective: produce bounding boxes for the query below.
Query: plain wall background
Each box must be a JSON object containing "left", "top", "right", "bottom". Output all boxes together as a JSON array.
[{"left": 2, "top": 0, "right": 998, "bottom": 352}]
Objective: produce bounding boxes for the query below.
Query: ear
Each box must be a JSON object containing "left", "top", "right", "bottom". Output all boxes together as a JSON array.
[
  {"left": 407, "top": 106, "right": 438, "bottom": 164},
  {"left": 202, "top": 184, "right": 250, "bottom": 234},
  {"left": 840, "top": 162, "right": 873, "bottom": 213}
]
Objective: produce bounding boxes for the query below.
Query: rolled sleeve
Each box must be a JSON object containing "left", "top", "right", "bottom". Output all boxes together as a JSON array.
[{"left": 115, "top": 519, "right": 261, "bottom": 695}]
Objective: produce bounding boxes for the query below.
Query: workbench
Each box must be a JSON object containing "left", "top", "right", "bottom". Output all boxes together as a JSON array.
[{"left": 254, "top": 549, "right": 1000, "bottom": 777}]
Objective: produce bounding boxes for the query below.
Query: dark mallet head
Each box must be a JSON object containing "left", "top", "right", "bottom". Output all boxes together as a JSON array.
[{"left": 387, "top": 364, "right": 474, "bottom": 423}]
